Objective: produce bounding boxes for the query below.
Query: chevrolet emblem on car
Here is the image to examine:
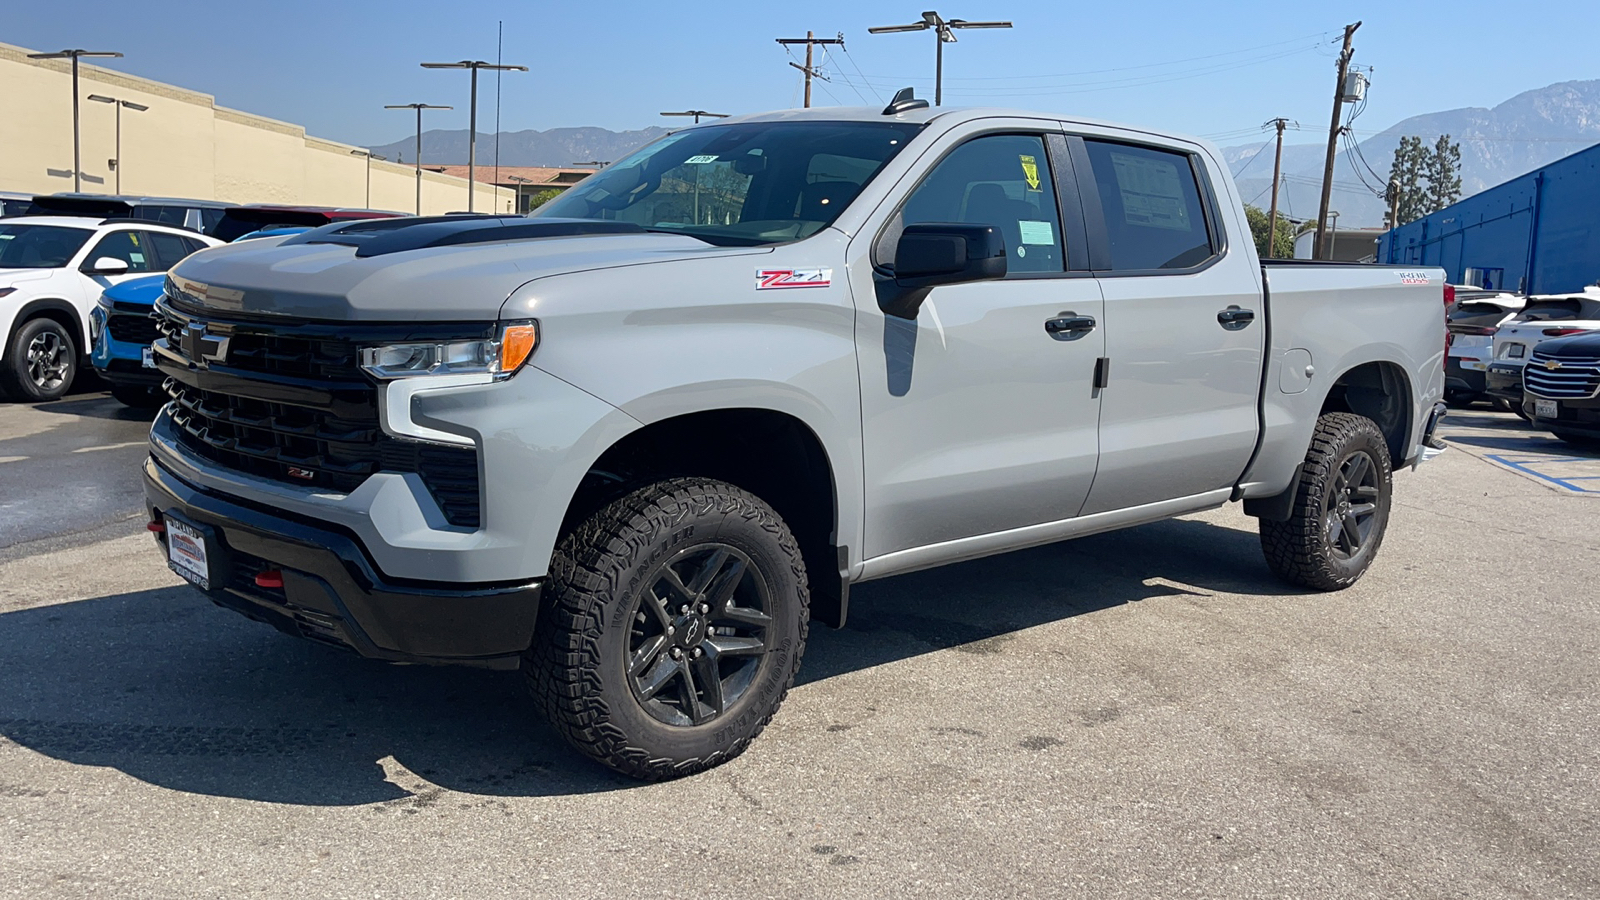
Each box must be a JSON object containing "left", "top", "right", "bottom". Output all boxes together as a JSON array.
[{"left": 1546, "top": 359, "right": 1563, "bottom": 370}]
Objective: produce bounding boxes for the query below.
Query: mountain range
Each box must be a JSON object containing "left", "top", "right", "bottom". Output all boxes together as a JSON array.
[
  {"left": 367, "top": 126, "right": 670, "bottom": 172},
  {"left": 1221, "top": 79, "right": 1600, "bottom": 227},
  {"left": 367, "top": 80, "right": 1600, "bottom": 228}
]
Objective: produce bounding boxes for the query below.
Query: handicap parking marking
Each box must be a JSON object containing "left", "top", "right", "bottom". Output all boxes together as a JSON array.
[{"left": 1482, "top": 452, "right": 1600, "bottom": 495}]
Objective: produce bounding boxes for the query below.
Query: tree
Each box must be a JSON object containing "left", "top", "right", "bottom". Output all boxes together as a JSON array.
[
  {"left": 526, "top": 189, "right": 561, "bottom": 210},
  {"left": 1388, "top": 134, "right": 1463, "bottom": 226},
  {"left": 1425, "top": 134, "right": 1463, "bottom": 212},
  {"left": 1389, "top": 135, "right": 1430, "bottom": 226},
  {"left": 1244, "top": 204, "right": 1299, "bottom": 259}
]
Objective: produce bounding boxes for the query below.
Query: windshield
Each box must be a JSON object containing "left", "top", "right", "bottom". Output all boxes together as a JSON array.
[
  {"left": 0, "top": 223, "right": 93, "bottom": 269},
  {"left": 534, "top": 121, "right": 923, "bottom": 246}
]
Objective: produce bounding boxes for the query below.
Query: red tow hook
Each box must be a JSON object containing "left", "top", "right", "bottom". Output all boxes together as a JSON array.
[
  {"left": 147, "top": 520, "right": 166, "bottom": 534},
  {"left": 254, "top": 569, "right": 285, "bottom": 589}
]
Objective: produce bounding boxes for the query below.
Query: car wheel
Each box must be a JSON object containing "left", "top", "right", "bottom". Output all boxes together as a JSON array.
[
  {"left": 1, "top": 317, "right": 77, "bottom": 402},
  {"left": 1259, "top": 412, "right": 1394, "bottom": 591},
  {"left": 526, "top": 477, "right": 809, "bottom": 780},
  {"left": 110, "top": 384, "right": 168, "bottom": 409}
]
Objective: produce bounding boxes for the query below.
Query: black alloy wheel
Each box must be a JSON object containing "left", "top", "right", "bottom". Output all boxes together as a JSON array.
[
  {"left": 626, "top": 544, "right": 774, "bottom": 727},
  {"left": 2, "top": 317, "right": 78, "bottom": 402},
  {"left": 1324, "top": 450, "right": 1382, "bottom": 560}
]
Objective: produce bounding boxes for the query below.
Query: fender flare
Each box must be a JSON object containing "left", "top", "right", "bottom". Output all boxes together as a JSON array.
[{"left": 4, "top": 297, "right": 90, "bottom": 359}]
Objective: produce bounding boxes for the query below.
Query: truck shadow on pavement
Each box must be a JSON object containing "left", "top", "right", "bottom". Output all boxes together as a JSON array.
[{"left": 0, "top": 516, "right": 1294, "bottom": 806}]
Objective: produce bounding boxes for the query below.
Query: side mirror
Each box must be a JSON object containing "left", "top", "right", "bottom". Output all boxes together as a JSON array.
[
  {"left": 876, "top": 223, "right": 1007, "bottom": 319},
  {"left": 85, "top": 257, "right": 130, "bottom": 275}
]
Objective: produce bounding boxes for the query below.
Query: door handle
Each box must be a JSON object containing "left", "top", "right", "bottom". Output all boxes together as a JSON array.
[
  {"left": 1217, "top": 306, "right": 1255, "bottom": 329},
  {"left": 1045, "top": 313, "right": 1097, "bottom": 341}
]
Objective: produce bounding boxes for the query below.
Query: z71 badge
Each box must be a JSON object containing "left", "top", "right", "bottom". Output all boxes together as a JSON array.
[{"left": 756, "top": 268, "right": 832, "bottom": 290}]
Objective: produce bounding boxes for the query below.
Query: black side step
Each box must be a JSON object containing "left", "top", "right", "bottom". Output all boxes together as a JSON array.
[{"left": 280, "top": 215, "right": 644, "bottom": 257}]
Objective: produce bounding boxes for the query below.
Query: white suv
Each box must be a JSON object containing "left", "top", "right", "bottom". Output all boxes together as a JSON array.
[
  {"left": 1486, "top": 287, "right": 1600, "bottom": 415},
  {"left": 0, "top": 216, "right": 221, "bottom": 401}
]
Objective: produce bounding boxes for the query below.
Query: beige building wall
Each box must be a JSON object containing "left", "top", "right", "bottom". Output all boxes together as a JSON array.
[{"left": 0, "top": 42, "right": 510, "bottom": 215}]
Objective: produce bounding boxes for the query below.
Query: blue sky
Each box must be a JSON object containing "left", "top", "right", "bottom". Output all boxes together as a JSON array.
[{"left": 4, "top": 0, "right": 1595, "bottom": 149}]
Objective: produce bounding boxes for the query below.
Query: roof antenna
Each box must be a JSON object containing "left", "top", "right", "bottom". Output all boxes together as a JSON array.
[{"left": 882, "top": 87, "right": 930, "bottom": 116}]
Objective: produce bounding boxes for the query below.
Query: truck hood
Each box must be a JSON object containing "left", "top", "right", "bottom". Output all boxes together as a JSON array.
[{"left": 166, "top": 231, "right": 757, "bottom": 321}]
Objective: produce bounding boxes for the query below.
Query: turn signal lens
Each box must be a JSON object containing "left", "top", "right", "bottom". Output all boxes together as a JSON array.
[{"left": 498, "top": 323, "right": 538, "bottom": 375}]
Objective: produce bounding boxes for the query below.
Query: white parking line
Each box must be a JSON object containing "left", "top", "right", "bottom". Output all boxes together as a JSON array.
[
  {"left": 70, "top": 441, "right": 147, "bottom": 454},
  {"left": 0, "top": 456, "right": 24, "bottom": 465}
]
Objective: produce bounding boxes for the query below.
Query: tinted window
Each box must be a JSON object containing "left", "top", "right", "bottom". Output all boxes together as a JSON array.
[
  {"left": 0, "top": 223, "right": 93, "bottom": 268},
  {"left": 133, "top": 205, "right": 190, "bottom": 227},
  {"left": 1083, "top": 140, "right": 1213, "bottom": 271},
  {"left": 145, "top": 231, "right": 198, "bottom": 270},
  {"left": 85, "top": 230, "right": 155, "bottom": 273},
  {"left": 182, "top": 237, "right": 208, "bottom": 257},
  {"left": 895, "top": 134, "right": 1065, "bottom": 275},
  {"left": 200, "top": 208, "right": 225, "bottom": 235},
  {"left": 535, "top": 121, "right": 921, "bottom": 246}
]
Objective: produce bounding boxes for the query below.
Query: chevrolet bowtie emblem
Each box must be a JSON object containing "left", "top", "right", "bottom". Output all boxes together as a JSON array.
[
  {"left": 1545, "top": 360, "right": 1563, "bottom": 370},
  {"left": 180, "top": 322, "right": 230, "bottom": 366}
]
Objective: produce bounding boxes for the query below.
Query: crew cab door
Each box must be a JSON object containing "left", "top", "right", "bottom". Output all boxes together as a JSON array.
[
  {"left": 848, "top": 126, "right": 1105, "bottom": 561},
  {"left": 1069, "top": 134, "right": 1265, "bottom": 515}
]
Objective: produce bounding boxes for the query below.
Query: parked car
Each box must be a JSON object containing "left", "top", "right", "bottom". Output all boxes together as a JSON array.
[
  {"left": 91, "top": 226, "right": 316, "bottom": 407},
  {"left": 1486, "top": 288, "right": 1600, "bottom": 415},
  {"left": 0, "top": 191, "right": 33, "bottom": 218},
  {"left": 1446, "top": 287, "right": 1524, "bottom": 406},
  {"left": 0, "top": 216, "right": 222, "bottom": 401},
  {"left": 210, "top": 205, "right": 404, "bottom": 243},
  {"left": 1523, "top": 330, "right": 1600, "bottom": 447},
  {"left": 141, "top": 99, "right": 1448, "bottom": 779},
  {"left": 22, "top": 193, "right": 236, "bottom": 237}
]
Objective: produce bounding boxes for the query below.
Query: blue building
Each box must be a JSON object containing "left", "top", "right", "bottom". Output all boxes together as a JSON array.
[{"left": 1377, "top": 142, "right": 1600, "bottom": 294}]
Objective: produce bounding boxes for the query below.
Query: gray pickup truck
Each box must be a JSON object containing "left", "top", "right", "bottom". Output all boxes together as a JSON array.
[{"left": 143, "top": 94, "right": 1448, "bottom": 778}]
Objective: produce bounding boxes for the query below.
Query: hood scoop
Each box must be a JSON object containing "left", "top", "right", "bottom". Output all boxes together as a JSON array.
[{"left": 280, "top": 215, "right": 644, "bottom": 258}]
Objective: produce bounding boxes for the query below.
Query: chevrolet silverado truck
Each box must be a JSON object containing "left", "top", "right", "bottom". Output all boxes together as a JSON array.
[{"left": 142, "top": 93, "right": 1448, "bottom": 779}]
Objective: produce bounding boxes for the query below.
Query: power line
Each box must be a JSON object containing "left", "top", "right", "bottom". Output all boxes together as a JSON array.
[
  {"left": 776, "top": 31, "right": 844, "bottom": 108},
  {"left": 838, "top": 44, "right": 884, "bottom": 104}
]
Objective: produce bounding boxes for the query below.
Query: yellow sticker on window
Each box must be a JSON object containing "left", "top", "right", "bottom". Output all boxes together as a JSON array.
[{"left": 1019, "top": 155, "right": 1042, "bottom": 192}]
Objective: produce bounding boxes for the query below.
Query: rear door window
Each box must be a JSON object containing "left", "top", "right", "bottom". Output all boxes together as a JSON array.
[
  {"left": 1081, "top": 140, "right": 1215, "bottom": 271},
  {"left": 145, "top": 231, "right": 199, "bottom": 271}
]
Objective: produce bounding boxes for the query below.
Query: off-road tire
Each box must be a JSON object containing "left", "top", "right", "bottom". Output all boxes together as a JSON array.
[
  {"left": 110, "top": 384, "right": 167, "bottom": 409},
  {"left": 1, "top": 317, "right": 77, "bottom": 402},
  {"left": 525, "top": 477, "right": 809, "bottom": 780},
  {"left": 1260, "top": 412, "right": 1394, "bottom": 591}
]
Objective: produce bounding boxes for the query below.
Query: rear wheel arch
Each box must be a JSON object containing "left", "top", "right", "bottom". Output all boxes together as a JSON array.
[
  {"left": 559, "top": 407, "right": 850, "bottom": 627},
  {"left": 1317, "top": 360, "right": 1414, "bottom": 465}
]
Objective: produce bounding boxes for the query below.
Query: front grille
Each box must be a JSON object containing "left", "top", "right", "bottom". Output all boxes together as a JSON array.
[
  {"left": 155, "top": 303, "right": 484, "bottom": 528},
  {"left": 1525, "top": 354, "right": 1600, "bottom": 400},
  {"left": 107, "top": 312, "right": 161, "bottom": 345}
]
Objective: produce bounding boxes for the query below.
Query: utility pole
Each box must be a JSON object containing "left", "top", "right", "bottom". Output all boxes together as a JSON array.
[
  {"left": 1384, "top": 179, "right": 1400, "bottom": 231},
  {"left": 1263, "top": 117, "right": 1294, "bottom": 259},
  {"left": 869, "top": 12, "right": 1011, "bottom": 106},
  {"left": 27, "top": 49, "right": 123, "bottom": 192},
  {"left": 775, "top": 32, "right": 844, "bottom": 108},
  {"left": 1314, "top": 21, "right": 1361, "bottom": 261},
  {"left": 386, "top": 103, "right": 452, "bottom": 215},
  {"left": 421, "top": 60, "right": 527, "bottom": 212}
]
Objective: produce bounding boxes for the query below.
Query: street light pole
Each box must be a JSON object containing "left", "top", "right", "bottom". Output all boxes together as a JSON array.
[
  {"left": 421, "top": 60, "right": 527, "bottom": 213},
  {"left": 868, "top": 12, "right": 1011, "bottom": 106},
  {"left": 385, "top": 103, "right": 452, "bottom": 215},
  {"left": 28, "top": 49, "right": 124, "bottom": 191},
  {"left": 350, "top": 150, "right": 387, "bottom": 207},
  {"left": 87, "top": 94, "right": 149, "bottom": 195}
]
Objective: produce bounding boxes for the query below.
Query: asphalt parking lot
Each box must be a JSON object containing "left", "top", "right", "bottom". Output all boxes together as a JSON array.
[{"left": 2, "top": 394, "right": 1598, "bottom": 899}]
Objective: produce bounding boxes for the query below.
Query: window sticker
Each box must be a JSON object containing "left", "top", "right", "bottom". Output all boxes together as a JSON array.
[
  {"left": 1110, "top": 151, "right": 1191, "bottom": 231},
  {"left": 1018, "top": 220, "right": 1055, "bottom": 245},
  {"left": 684, "top": 155, "right": 719, "bottom": 165},
  {"left": 1019, "top": 155, "right": 1042, "bottom": 192},
  {"left": 130, "top": 253, "right": 145, "bottom": 264}
]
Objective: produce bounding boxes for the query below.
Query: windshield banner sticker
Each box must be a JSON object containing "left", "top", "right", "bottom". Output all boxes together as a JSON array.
[
  {"left": 757, "top": 268, "right": 833, "bottom": 290},
  {"left": 1019, "top": 155, "right": 1042, "bottom": 191},
  {"left": 684, "top": 155, "right": 719, "bottom": 165}
]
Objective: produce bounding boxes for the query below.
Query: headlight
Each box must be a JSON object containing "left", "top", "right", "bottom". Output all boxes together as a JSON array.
[{"left": 359, "top": 321, "right": 538, "bottom": 380}]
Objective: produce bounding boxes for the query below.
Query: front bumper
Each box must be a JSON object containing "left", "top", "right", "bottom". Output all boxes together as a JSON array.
[
  {"left": 1486, "top": 362, "right": 1524, "bottom": 403},
  {"left": 1525, "top": 395, "right": 1600, "bottom": 440},
  {"left": 144, "top": 455, "right": 541, "bottom": 666}
]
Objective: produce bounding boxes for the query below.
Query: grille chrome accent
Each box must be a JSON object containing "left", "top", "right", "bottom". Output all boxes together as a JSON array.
[{"left": 1525, "top": 354, "right": 1600, "bottom": 400}]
